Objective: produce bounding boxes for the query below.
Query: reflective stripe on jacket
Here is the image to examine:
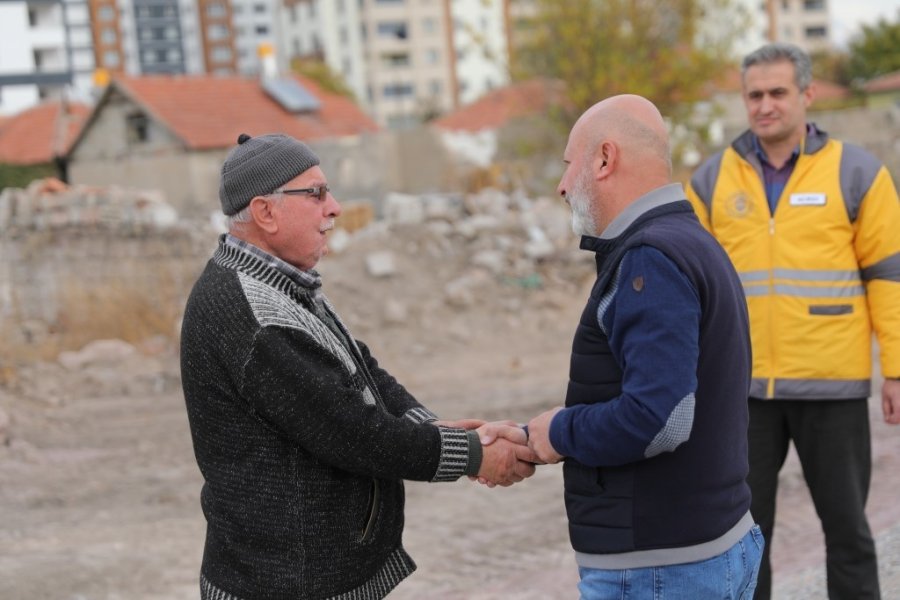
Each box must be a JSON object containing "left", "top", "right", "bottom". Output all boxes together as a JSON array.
[{"left": 687, "top": 127, "right": 900, "bottom": 399}]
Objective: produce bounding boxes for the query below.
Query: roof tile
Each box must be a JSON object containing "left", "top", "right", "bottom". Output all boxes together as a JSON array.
[
  {"left": 111, "top": 73, "right": 378, "bottom": 150},
  {"left": 432, "top": 79, "right": 566, "bottom": 133},
  {"left": 0, "top": 101, "right": 90, "bottom": 165}
]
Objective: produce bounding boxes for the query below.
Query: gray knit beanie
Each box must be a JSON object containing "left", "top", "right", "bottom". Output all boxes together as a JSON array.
[{"left": 219, "top": 133, "right": 321, "bottom": 215}]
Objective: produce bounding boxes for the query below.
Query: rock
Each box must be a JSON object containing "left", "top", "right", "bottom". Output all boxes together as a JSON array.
[
  {"left": 470, "top": 250, "right": 506, "bottom": 275},
  {"left": 422, "top": 194, "right": 462, "bottom": 221},
  {"left": 58, "top": 339, "right": 137, "bottom": 370},
  {"left": 455, "top": 215, "right": 502, "bottom": 239},
  {"left": 444, "top": 271, "right": 490, "bottom": 308},
  {"left": 328, "top": 228, "right": 351, "bottom": 254},
  {"left": 383, "top": 299, "right": 408, "bottom": 324},
  {"left": 383, "top": 193, "right": 426, "bottom": 225},
  {"left": 523, "top": 238, "right": 555, "bottom": 260},
  {"left": 365, "top": 251, "right": 397, "bottom": 278}
]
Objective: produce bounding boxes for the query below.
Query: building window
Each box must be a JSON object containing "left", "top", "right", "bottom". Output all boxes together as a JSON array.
[
  {"left": 126, "top": 113, "right": 149, "bottom": 144},
  {"left": 101, "top": 27, "right": 117, "bottom": 44},
  {"left": 383, "top": 83, "right": 414, "bottom": 97},
  {"left": 429, "top": 80, "right": 441, "bottom": 95},
  {"left": 382, "top": 52, "right": 410, "bottom": 67},
  {"left": 803, "top": 0, "right": 825, "bottom": 8},
  {"left": 377, "top": 21, "right": 408, "bottom": 39},
  {"left": 253, "top": 3, "right": 266, "bottom": 13},
  {"left": 422, "top": 17, "right": 437, "bottom": 33},
  {"left": 211, "top": 46, "right": 233, "bottom": 61},
  {"left": 102, "top": 50, "right": 120, "bottom": 67},
  {"left": 167, "top": 49, "right": 181, "bottom": 62},
  {"left": 98, "top": 5, "right": 115, "bottom": 21},
  {"left": 206, "top": 2, "right": 227, "bottom": 17},
  {"left": 340, "top": 26, "right": 348, "bottom": 44},
  {"left": 805, "top": 26, "right": 827, "bottom": 38},
  {"left": 208, "top": 24, "right": 229, "bottom": 40},
  {"left": 376, "top": 0, "right": 404, "bottom": 3},
  {"left": 255, "top": 25, "right": 269, "bottom": 35},
  {"left": 27, "top": 8, "right": 38, "bottom": 27},
  {"left": 425, "top": 48, "right": 439, "bottom": 64}
]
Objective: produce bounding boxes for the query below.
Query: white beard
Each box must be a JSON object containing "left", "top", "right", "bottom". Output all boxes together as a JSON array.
[{"left": 568, "top": 173, "right": 599, "bottom": 237}]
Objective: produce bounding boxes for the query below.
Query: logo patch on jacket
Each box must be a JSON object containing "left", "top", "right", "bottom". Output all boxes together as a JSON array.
[
  {"left": 789, "top": 193, "right": 826, "bottom": 206},
  {"left": 726, "top": 192, "right": 753, "bottom": 217}
]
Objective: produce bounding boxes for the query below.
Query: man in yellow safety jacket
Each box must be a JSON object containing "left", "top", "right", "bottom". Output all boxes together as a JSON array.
[{"left": 687, "top": 43, "right": 900, "bottom": 600}]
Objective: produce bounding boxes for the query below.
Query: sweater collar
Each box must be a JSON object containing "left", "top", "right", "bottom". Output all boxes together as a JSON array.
[
  {"left": 578, "top": 183, "right": 686, "bottom": 253},
  {"left": 597, "top": 183, "right": 686, "bottom": 240},
  {"left": 221, "top": 233, "right": 322, "bottom": 293}
]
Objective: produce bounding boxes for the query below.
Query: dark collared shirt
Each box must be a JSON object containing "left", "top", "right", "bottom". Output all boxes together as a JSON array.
[{"left": 752, "top": 124, "right": 818, "bottom": 215}]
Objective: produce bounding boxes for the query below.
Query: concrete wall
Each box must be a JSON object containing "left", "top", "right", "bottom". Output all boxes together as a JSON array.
[
  {"left": 70, "top": 116, "right": 460, "bottom": 217},
  {"left": 68, "top": 88, "right": 228, "bottom": 219},
  {"left": 0, "top": 183, "right": 212, "bottom": 357}
]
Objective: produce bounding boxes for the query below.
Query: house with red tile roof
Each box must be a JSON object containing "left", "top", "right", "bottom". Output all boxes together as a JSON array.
[
  {"left": 430, "top": 79, "right": 566, "bottom": 168},
  {"left": 863, "top": 70, "right": 900, "bottom": 107},
  {"left": 0, "top": 100, "right": 91, "bottom": 188},
  {"left": 426, "top": 79, "right": 569, "bottom": 192},
  {"left": 67, "top": 73, "right": 382, "bottom": 217}
]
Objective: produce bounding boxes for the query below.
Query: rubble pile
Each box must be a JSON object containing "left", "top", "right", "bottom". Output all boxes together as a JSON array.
[
  {"left": 319, "top": 187, "right": 593, "bottom": 346},
  {"left": 0, "top": 178, "right": 179, "bottom": 235}
]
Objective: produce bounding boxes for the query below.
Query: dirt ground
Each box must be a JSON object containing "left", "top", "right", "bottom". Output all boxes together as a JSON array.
[{"left": 2, "top": 232, "right": 899, "bottom": 599}]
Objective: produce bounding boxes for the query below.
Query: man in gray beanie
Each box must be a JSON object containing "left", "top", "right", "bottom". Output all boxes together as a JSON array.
[{"left": 180, "top": 133, "right": 536, "bottom": 600}]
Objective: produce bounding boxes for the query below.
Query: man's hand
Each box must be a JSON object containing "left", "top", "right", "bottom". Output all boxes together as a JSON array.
[
  {"left": 527, "top": 407, "right": 564, "bottom": 464},
  {"left": 476, "top": 420, "right": 527, "bottom": 445},
  {"left": 432, "top": 418, "right": 486, "bottom": 430},
  {"left": 476, "top": 437, "right": 538, "bottom": 487},
  {"left": 883, "top": 379, "right": 900, "bottom": 425}
]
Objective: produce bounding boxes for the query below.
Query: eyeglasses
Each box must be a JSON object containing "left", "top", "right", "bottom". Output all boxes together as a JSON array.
[{"left": 272, "top": 185, "right": 330, "bottom": 201}]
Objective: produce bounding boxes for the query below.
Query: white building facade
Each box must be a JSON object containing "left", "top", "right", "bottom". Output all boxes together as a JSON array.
[
  {"left": 733, "top": 0, "right": 832, "bottom": 56},
  {"left": 0, "top": 0, "right": 93, "bottom": 115}
]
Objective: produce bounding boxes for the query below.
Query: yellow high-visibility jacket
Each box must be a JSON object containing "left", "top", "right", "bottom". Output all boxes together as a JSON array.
[{"left": 687, "top": 128, "right": 900, "bottom": 399}]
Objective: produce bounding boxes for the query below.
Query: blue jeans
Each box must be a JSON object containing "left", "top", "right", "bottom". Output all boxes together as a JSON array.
[{"left": 577, "top": 525, "right": 764, "bottom": 600}]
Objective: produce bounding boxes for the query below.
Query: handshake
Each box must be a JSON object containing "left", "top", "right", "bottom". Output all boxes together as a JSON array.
[{"left": 436, "top": 407, "right": 565, "bottom": 488}]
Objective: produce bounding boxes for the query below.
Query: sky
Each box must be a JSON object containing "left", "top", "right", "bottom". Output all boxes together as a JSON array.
[{"left": 830, "top": 0, "right": 899, "bottom": 47}]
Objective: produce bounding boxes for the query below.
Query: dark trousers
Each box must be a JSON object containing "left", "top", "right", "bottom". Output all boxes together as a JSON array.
[{"left": 748, "top": 398, "right": 880, "bottom": 600}]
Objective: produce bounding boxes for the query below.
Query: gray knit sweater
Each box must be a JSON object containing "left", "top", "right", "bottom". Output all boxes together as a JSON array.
[{"left": 181, "top": 239, "right": 482, "bottom": 599}]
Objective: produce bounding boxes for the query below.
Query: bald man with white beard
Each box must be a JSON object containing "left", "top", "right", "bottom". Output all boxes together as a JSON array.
[{"left": 522, "top": 95, "right": 763, "bottom": 599}]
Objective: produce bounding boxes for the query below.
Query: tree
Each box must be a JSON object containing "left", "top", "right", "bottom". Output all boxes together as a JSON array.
[
  {"left": 810, "top": 49, "right": 851, "bottom": 87},
  {"left": 847, "top": 10, "right": 900, "bottom": 81},
  {"left": 290, "top": 57, "right": 356, "bottom": 100},
  {"left": 510, "top": 0, "right": 748, "bottom": 129}
]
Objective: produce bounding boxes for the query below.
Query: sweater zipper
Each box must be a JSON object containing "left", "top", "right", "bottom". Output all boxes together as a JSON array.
[
  {"left": 361, "top": 480, "right": 380, "bottom": 542},
  {"left": 767, "top": 216, "right": 776, "bottom": 398}
]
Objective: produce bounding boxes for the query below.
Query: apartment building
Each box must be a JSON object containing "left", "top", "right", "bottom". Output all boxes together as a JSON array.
[
  {"left": 277, "top": 0, "right": 367, "bottom": 103},
  {"left": 0, "top": 0, "right": 92, "bottom": 115},
  {"left": 278, "top": 0, "right": 513, "bottom": 129},
  {"left": 0, "top": 0, "right": 239, "bottom": 115},
  {"left": 735, "top": 0, "right": 832, "bottom": 55}
]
